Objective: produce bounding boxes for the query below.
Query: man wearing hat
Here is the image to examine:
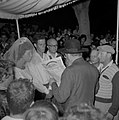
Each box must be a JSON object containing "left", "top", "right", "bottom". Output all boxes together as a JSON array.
[
  {"left": 95, "top": 45, "right": 119, "bottom": 120},
  {"left": 47, "top": 39, "right": 99, "bottom": 113}
]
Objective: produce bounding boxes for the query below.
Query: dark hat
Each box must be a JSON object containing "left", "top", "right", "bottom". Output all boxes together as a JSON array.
[{"left": 58, "top": 39, "right": 87, "bottom": 54}]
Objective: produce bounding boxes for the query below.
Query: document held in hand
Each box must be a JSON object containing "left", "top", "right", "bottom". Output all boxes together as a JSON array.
[{"left": 41, "top": 57, "right": 66, "bottom": 86}]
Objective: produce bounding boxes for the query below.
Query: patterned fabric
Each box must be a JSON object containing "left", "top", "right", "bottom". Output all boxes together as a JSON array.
[
  {"left": 96, "top": 62, "right": 119, "bottom": 99},
  {"left": 0, "top": 0, "right": 78, "bottom": 19}
]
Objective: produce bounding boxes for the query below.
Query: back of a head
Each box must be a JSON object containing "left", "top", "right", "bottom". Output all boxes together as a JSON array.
[
  {"left": 7, "top": 78, "right": 35, "bottom": 115},
  {"left": 62, "top": 103, "right": 108, "bottom": 120},
  {"left": 0, "top": 59, "right": 14, "bottom": 90},
  {"left": 24, "top": 100, "right": 58, "bottom": 120}
]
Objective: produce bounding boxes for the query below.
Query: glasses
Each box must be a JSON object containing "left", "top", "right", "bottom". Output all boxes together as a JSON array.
[{"left": 48, "top": 45, "right": 58, "bottom": 47}]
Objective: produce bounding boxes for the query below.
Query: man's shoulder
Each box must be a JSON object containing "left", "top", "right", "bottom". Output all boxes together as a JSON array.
[
  {"left": 73, "top": 61, "right": 99, "bottom": 74},
  {"left": 109, "top": 63, "right": 119, "bottom": 73}
]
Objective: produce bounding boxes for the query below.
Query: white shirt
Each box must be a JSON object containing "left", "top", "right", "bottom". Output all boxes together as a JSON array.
[
  {"left": 47, "top": 51, "right": 58, "bottom": 59},
  {"left": 36, "top": 52, "right": 50, "bottom": 62},
  {"left": 15, "top": 52, "right": 52, "bottom": 94}
]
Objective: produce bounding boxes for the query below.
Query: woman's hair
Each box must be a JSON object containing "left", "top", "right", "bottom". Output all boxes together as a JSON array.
[
  {"left": 24, "top": 100, "right": 58, "bottom": 120},
  {"left": 79, "top": 34, "right": 87, "bottom": 41}
]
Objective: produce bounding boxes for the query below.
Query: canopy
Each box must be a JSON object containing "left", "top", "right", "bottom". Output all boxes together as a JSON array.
[{"left": 0, "top": 0, "right": 78, "bottom": 19}]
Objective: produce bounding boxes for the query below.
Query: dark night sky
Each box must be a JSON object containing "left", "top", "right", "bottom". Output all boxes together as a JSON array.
[
  {"left": 1, "top": 0, "right": 117, "bottom": 35},
  {"left": 25, "top": 0, "right": 117, "bottom": 34},
  {"left": 89, "top": 0, "right": 117, "bottom": 34}
]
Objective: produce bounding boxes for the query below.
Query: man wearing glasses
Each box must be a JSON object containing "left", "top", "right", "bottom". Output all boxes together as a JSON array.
[
  {"left": 46, "top": 38, "right": 66, "bottom": 66},
  {"left": 47, "top": 38, "right": 59, "bottom": 59}
]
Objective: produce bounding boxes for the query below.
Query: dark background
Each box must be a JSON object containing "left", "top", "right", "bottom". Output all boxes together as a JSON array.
[
  {"left": 89, "top": 0, "right": 117, "bottom": 34},
  {"left": 21, "top": 0, "right": 117, "bottom": 34},
  {"left": 0, "top": 0, "right": 117, "bottom": 35}
]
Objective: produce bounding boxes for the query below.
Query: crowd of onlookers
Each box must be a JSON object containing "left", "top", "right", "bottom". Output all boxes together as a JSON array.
[
  {"left": 0, "top": 22, "right": 118, "bottom": 120},
  {"left": 0, "top": 23, "right": 116, "bottom": 52},
  {"left": 0, "top": 23, "right": 117, "bottom": 60}
]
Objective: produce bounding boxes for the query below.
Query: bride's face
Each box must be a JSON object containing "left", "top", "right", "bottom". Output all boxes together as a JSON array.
[
  {"left": 23, "top": 50, "right": 33, "bottom": 62},
  {"left": 16, "top": 50, "right": 34, "bottom": 69}
]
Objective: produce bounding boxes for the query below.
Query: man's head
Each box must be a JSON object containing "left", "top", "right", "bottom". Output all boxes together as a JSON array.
[
  {"left": 35, "top": 36, "right": 46, "bottom": 53},
  {"left": 47, "top": 38, "right": 58, "bottom": 54},
  {"left": 64, "top": 53, "right": 81, "bottom": 67},
  {"left": 90, "top": 49, "right": 99, "bottom": 64},
  {"left": 7, "top": 78, "right": 35, "bottom": 115},
  {"left": 1, "top": 34, "right": 8, "bottom": 42},
  {"left": 24, "top": 100, "right": 58, "bottom": 120},
  {"left": 59, "top": 39, "right": 87, "bottom": 66},
  {"left": 97, "top": 45, "right": 115, "bottom": 64},
  {"left": 79, "top": 34, "right": 87, "bottom": 46},
  {"left": 64, "top": 103, "right": 107, "bottom": 120}
]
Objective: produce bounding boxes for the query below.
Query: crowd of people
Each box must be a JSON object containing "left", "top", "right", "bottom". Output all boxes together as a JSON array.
[
  {"left": 0, "top": 22, "right": 119, "bottom": 120},
  {"left": 0, "top": 23, "right": 117, "bottom": 57}
]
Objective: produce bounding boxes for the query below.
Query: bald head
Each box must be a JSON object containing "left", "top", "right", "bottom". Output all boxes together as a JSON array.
[
  {"left": 47, "top": 38, "right": 57, "bottom": 46},
  {"left": 47, "top": 38, "right": 58, "bottom": 54}
]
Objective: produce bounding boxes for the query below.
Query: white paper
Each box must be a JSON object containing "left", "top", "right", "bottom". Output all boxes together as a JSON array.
[{"left": 41, "top": 57, "right": 66, "bottom": 86}]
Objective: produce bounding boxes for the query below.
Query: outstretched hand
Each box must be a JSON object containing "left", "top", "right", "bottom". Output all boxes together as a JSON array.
[
  {"left": 45, "top": 90, "right": 53, "bottom": 99},
  {"left": 49, "top": 78, "right": 56, "bottom": 85}
]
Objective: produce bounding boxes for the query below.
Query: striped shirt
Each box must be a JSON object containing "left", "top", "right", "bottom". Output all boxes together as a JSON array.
[{"left": 96, "top": 60, "right": 119, "bottom": 101}]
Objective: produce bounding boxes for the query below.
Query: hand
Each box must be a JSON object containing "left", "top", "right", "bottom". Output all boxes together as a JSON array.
[
  {"left": 43, "top": 83, "right": 49, "bottom": 89},
  {"left": 45, "top": 90, "right": 53, "bottom": 99},
  {"left": 106, "top": 112, "right": 114, "bottom": 120},
  {"left": 49, "top": 78, "right": 56, "bottom": 85}
]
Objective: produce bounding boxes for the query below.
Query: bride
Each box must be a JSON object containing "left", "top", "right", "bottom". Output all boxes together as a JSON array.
[{"left": 4, "top": 37, "right": 52, "bottom": 95}]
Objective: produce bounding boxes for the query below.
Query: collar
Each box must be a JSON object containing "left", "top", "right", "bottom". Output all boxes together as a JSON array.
[
  {"left": 101, "top": 60, "right": 113, "bottom": 73},
  {"left": 38, "top": 53, "right": 46, "bottom": 60},
  {"left": 47, "top": 51, "right": 58, "bottom": 59},
  {"left": 72, "top": 57, "right": 84, "bottom": 65}
]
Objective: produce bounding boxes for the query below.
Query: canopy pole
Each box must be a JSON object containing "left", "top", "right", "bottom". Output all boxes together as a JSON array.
[
  {"left": 16, "top": 19, "right": 20, "bottom": 39},
  {"left": 116, "top": 0, "right": 119, "bottom": 65}
]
